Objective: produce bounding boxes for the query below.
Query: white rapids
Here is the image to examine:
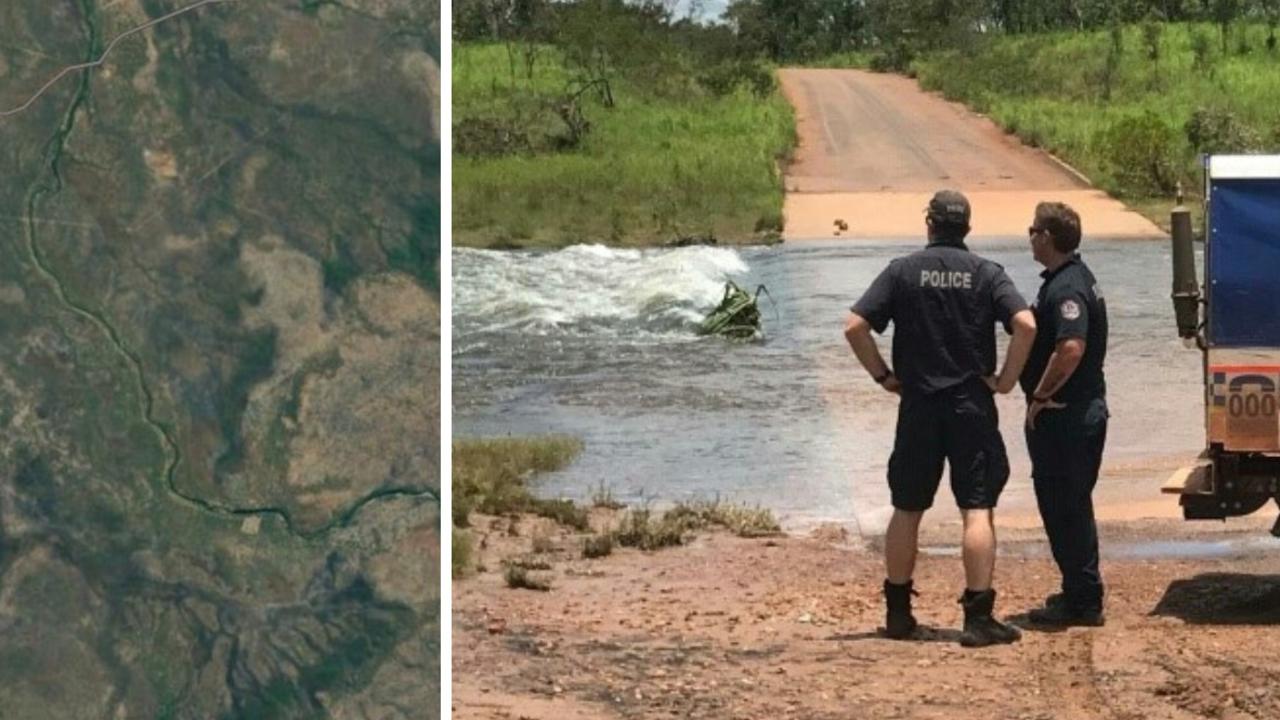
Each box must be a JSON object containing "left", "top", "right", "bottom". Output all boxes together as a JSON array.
[{"left": 452, "top": 244, "right": 750, "bottom": 336}]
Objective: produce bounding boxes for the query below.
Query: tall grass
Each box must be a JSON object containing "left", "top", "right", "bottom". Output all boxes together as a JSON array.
[
  {"left": 453, "top": 43, "right": 796, "bottom": 247},
  {"left": 452, "top": 435, "right": 584, "bottom": 527},
  {"left": 914, "top": 23, "right": 1280, "bottom": 207}
]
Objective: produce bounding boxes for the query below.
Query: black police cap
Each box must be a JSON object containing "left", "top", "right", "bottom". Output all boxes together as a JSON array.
[{"left": 926, "top": 190, "right": 971, "bottom": 226}]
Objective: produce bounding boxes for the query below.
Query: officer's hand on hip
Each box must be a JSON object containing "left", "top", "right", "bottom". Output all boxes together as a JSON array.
[
  {"left": 988, "top": 374, "right": 1019, "bottom": 394},
  {"left": 879, "top": 374, "right": 901, "bottom": 395},
  {"left": 1026, "top": 397, "right": 1067, "bottom": 429}
]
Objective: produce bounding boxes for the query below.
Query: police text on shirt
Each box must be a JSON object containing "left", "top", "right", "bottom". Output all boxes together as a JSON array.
[{"left": 920, "top": 270, "right": 973, "bottom": 289}]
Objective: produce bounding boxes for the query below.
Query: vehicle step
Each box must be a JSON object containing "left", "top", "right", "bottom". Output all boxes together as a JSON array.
[{"left": 1162, "top": 462, "right": 1215, "bottom": 495}]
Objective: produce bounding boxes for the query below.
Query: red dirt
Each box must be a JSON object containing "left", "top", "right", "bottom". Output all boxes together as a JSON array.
[
  {"left": 454, "top": 515, "right": 1280, "bottom": 720},
  {"left": 777, "top": 69, "right": 1163, "bottom": 239}
]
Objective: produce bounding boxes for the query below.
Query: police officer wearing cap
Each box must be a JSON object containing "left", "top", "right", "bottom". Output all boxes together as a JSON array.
[
  {"left": 845, "top": 190, "right": 1037, "bottom": 647},
  {"left": 1021, "top": 201, "right": 1109, "bottom": 626}
]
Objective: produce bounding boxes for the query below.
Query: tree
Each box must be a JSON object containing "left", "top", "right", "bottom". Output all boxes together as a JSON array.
[
  {"left": 556, "top": 0, "right": 677, "bottom": 106},
  {"left": 453, "top": 0, "right": 554, "bottom": 80},
  {"left": 1142, "top": 11, "right": 1164, "bottom": 81},
  {"left": 1261, "top": 0, "right": 1280, "bottom": 51},
  {"left": 725, "top": 0, "right": 871, "bottom": 62},
  {"left": 1210, "top": 0, "right": 1240, "bottom": 53}
]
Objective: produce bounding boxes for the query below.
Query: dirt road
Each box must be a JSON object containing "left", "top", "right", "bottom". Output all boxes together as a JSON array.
[
  {"left": 777, "top": 69, "right": 1163, "bottom": 239},
  {"left": 454, "top": 516, "right": 1280, "bottom": 720}
]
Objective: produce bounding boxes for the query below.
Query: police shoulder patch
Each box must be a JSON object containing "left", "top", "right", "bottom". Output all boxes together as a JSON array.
[{"left": 1060, "top": 299, "right": 1082, "bottom": 321}]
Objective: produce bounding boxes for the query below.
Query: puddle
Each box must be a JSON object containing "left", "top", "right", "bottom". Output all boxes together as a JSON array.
[
  {"left": 923, "top": 536, "right": 1280, "bottom": 560},
  {"left": 1108, "top": 537, "right": 1280, "bottom": 559}
]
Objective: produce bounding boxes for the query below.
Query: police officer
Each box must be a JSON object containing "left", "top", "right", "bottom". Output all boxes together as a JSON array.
[
  {"left": 1021, "top": 201, "right": 1108, "bottom": 626},
  {"left": 845, "top": 190, "right": 1037, "bottom": 647}
]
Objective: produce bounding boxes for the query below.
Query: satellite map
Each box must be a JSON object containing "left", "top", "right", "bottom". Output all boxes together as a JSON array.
[{"left": 0, "top": 1, "right": 440, "bottom": 717}]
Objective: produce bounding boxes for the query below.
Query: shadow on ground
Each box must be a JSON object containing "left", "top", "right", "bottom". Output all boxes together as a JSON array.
[
  {"left": 1151, "top": 573, "right": 1280, "bottom": 624},
  {"left": 828, "top": 625, "right": 963, "bottom": 643}
]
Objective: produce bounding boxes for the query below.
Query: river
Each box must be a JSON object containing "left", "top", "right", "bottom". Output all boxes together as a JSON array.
[{"left": 453, "top": 239, "right": 1204, "bottom": 533}]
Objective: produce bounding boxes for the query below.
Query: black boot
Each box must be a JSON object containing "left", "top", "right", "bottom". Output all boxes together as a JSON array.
[
  {"left": 883, "top": 580, "right": 919, "bottom": 640},
  {"left": 1028, "top": 597, "right": 1105, "bottom": 627},
  {"left": 958, "top": 589, "right": 1021, "bottom": 648}
]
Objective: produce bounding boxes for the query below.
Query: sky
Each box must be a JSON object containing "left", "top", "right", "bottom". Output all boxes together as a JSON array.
[{"left": 674, "top": 0, "right": 729, "bottom": 21}]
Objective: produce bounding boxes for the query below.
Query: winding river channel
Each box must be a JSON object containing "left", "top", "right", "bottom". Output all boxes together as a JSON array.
[{"left": 19, "top": 0, "right": 436, "bottom": 538}]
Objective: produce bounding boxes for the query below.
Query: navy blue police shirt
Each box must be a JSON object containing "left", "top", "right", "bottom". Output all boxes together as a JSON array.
[
  {"left": 1019, "top": 254, "right": 1108, "bottom": 402},
  {"left": 852, "top": 240, "right": 1028, "bottom": 395}
]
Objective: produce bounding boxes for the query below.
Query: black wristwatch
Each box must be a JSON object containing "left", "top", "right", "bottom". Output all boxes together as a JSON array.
[{"left": 873, "top": 369, "right": 894, "bottom": 384}]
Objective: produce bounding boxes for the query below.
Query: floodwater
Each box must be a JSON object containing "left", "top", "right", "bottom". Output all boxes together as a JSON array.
[{"left": 453, "top": 239, "right": 1205, "bottom": 533}]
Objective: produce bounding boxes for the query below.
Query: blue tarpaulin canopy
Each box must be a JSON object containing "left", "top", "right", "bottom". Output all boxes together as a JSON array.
[{"left": 1209, "top": 177, "right": 1280, "bottom": 347}]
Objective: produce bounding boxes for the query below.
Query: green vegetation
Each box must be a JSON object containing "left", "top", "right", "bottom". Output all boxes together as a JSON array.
[
  {"left": 503, "top": 562, "right": 554, "bottom": 591},
  {"left": 718, "top": 1, "right": 1280, "bottom": 222},
  {"left": 914, "top": 22, "right": 1280, "bottom": 210},
  {"left": 665, "top": 499, "right": 783, "bottom": 538},
  {"left": 3, "top": 0, "right": 440, "bottom": 714},
  {"left": 452, "top": 435, "right": 586, "bottom": 526},
  {"left": 582, "top": 533, "right": 615, "bottom": 558},
  {"left": 589, "top": 480, "right": 626, "bottom": 510},
  {"left": 456, "top": 1, "right": 1280, "bottom": 247},
  {"left": 613, "top": 499, "right": 782, "bottom": 550},
  {"left": 612, "top": 508, "right": 688, "bottom": 550},
  {"left": 453, "top": 527, "right": 473, "bottom": 578},
  {"left": 450, "top": 434, "right": 782, "bottom": 580},
  {"left": 454, "top": 44, "right": 793, "bottom": 247},
  {"left": 453, "top": 0, "right": 795, "bottom": 248}
]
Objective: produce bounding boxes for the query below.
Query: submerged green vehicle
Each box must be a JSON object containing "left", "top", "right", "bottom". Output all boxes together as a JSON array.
[{"left": 699, "top": 281, "right": 771, "bottom": 339}]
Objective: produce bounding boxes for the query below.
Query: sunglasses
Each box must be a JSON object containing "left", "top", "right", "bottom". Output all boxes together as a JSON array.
[{"left": 1028, "top": 225, "right": 1046, "bottom": 236}]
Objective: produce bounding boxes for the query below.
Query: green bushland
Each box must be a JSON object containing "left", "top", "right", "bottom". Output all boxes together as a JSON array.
[
  {"left": 454, "top": 43, "right": 795, "bottom": 248},
  {"left": 452, "top": 435, "right": 585, "bottom": 527},
  {"left": 806, "top": 50, "right": 874, "bottom": 69},
  {"left": 912, "top": 22, "right": 1280, "bottom": 224}
]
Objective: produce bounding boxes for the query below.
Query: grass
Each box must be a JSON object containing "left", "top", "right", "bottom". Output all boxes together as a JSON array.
[
  {"left": 530, "top": 531, "right": 556, "bottom": 554},
  {"left": 452, "top": 527, "right": 472, "bottom": 579},
  {"left": 664, "top": 499, "right": 782, "bottom": 538},
  {"left": 611, "top": 500, "right": 782, "bottom": 551},
  {"left": 451, "top": 436, "right": 783, "bottom": 587},
  {"left": 503, "top": 556, "right": 554, "bottom": 590},
  {"left": 452, "top": 435, "right": 586, "bottom": 528},
  {"left": 453, "top": 43, "right": 795, "bottom": 248},
  {"left": 912, "top": 23, "right": 1280, "bottom": 224},
  {"left": 613, "top": 508, "right": 688, "bottom": 551},
  {"left": 805, "top": 50, "right": 874, "bottom": 69},
  {"left": 582, "top": 533, "right": 614, "bottom": 559},
  {"left": 503, "top": 563, "right": 553, "bottom": 592},
  {"left": 589, "top": 480, "right": 626, "bottom": 510}
]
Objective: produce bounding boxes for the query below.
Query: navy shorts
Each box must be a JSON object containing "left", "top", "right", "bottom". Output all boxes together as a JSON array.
[{"left": 887, "top": 380, "right": 1010, "bottom": 511}]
